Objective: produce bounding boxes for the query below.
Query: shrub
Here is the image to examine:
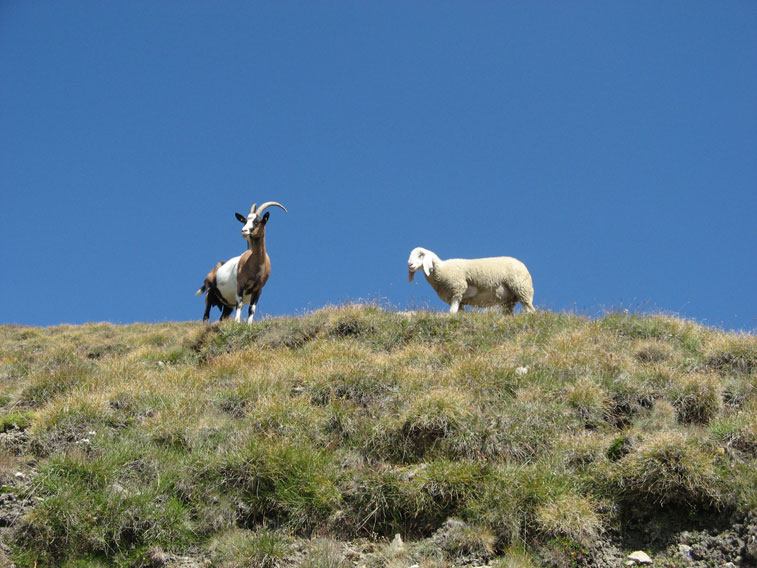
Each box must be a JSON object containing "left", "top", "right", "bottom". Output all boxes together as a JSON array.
[
  {"left": 397, "top": 389, "right": 473, "bottom": 461},
  {"left": 430, "top": 518, "right": 496, "bottom": 562},
  {"left": 710, "top": 400, "right": 757, "bottom": 458},
  {"left": 613, "top": 431, "right": 725, "bottom": 510},
  {"left": 564, "top": 377, "right": 612, "bottom": 428},
  {"left": 17, "top": 451, "right": 194, "bottom": 565},
  {"left": 213, "top": 438, "right": 341, "bottom": 533},
  {"left": 534, "top": 492, "right": 603, "bottom": 547},
  {"left": 706, "top": 335, "right": 757, "bottom": 376},
  {"left": 634, "top": 339, "right": 673, "bottom": 364},
  {"left": 671, "top": 373, "right": 722, "bottom": 425},
  {"left": 209, "top": 528, "right": 291, "bottom": 568},
  {"left": 606, "top": 434, "right": 635, "bottom": 462},
  {"left": 342, "top": 460, "right": 484, "bottom": 539},
  {"left": 416, "top": 460, "right": 486, "bottom": 518},
  {"left": 491, "top": 546, "right": 539, "bottom": 568},
  {"left": 465, "top": 461, "right": 569, "bottom": 545},
  {"left": 344, "top": 464, "right": 438, "bottom": 537},
  {"left": 475, "top": 390, "right": 576, "bottom": 462},
  {"left": 0, "top": 411, "right": 33, "bottom": 433},
  {"left": 298, "top": 539, "right": 351, "bottom": 568}
]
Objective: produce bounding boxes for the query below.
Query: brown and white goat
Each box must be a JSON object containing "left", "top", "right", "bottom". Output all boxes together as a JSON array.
[{"left": 196, "top": 201, "right": 287, "bottom": 323}]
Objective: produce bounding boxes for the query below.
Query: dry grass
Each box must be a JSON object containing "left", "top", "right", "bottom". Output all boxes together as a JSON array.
[{"left": 0, "top": 307, "right": 755, "bottom": 566}]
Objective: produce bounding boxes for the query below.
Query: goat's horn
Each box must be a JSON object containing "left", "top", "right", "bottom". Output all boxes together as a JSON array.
[
  {"left": 255, "top": 201, "right": 288, "bottom": 215},
  {"left": 249, "top": 203, "right": 258, "bottom": 214}
]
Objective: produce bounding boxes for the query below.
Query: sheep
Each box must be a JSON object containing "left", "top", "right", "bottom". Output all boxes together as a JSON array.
[
  {"left": 407, "top": 247, "right": 535, "bottom": 315},
  {"left": 196, "top": 201, "right": 287, "bottom": 323}
]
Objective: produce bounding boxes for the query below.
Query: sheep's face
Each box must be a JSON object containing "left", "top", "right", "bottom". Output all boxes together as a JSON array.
[
  {"left": 408, "top": 247, "right": 434, "bottom": 281},
  {"left": 236, "top": 211, "right": 269, "bottom": 240}
]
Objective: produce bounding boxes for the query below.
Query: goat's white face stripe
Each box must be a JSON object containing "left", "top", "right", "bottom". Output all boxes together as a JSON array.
[{"left": 242, "top": 214, "right": 259, "bottom": 235}]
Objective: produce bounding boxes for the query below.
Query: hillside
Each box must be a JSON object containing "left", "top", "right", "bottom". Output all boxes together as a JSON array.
[{"left": 1, "top": 307, "right": 756, "bottom": 567}]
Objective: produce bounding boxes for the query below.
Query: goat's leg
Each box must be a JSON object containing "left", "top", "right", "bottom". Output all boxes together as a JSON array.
[
  {"left": 220, "top": 305, "right": 233, "bottom": 320},
  {"left": 202, "top": 297, "right": 212, "bottom": 323},
  {"left": 234, "top": 295, "right": 244, "bottom": 323},
  {"left": 247, "top": 290, "right": 263, "bottom": 325}
]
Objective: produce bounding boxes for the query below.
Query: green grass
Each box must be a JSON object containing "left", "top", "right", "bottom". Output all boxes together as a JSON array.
[{"left": 0, "top": 307, "right": 755, "bottom": 566}]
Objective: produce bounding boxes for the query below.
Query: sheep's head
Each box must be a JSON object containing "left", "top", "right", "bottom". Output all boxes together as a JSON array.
[
  {"left": 408, "top": 247, "right": 436, "bottom": 281},
  {"left": 235, "top": 201, "right": 288, "bottom": 240}
]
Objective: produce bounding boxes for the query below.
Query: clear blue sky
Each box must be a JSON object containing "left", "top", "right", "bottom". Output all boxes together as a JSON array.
[{"left": 2, "top": 2, "right": 755, "bottom": 331}]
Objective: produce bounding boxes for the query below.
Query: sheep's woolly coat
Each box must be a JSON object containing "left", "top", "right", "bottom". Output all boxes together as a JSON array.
[{"left": 410, "top": 249, "right": 535, "bottom": 313}]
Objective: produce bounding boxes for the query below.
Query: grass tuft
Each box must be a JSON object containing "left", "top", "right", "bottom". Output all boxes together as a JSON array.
[
  {"left": 671, "top": 372, "right": 723, "bottom": 425},
  {"left": 209, "top": 528, "right": 291, "bottom": 568},
  {"left": 613, "top": 431, "right": 726, "bottom": 510},
  {"left": 0, "top": 410, "right": 33, "bottom": 433},
  {"left": 534, "top": 492, "right": 603, "bottom": 547}
]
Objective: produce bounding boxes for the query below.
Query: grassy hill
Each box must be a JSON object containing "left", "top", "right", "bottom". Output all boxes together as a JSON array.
[{"left": 1, "top": 306, "right": 756, "bottom": 567}]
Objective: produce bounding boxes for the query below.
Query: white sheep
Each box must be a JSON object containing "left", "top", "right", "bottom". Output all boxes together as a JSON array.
[
  {"left": 197, "top": 201, "right": 287, "bottom": 323},
  {"left": 407, "top": 247, "right": 535, "bottom": 314}
]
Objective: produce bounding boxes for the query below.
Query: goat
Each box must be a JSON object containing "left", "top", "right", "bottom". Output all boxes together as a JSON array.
[
  {"left": 196, "top": 261, "right": 234, "bottom": 322},
  {"left": 196, "top": 201, "right": 287, "bottom": 323}
]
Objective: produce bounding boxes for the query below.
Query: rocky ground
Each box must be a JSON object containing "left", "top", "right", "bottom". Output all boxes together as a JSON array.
[{"left": 129, "top": 517, "right": 757, "bottom": 568}]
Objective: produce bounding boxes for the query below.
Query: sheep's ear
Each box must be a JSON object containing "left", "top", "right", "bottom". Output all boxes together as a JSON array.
[
  {"left": 422, "top": 255, "right": 434, "bottom": 277},
  {"left": 235, "top": 213, "right": 246, "bottom": 223}
]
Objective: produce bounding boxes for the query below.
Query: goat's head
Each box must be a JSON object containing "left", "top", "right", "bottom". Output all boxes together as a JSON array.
[
  {"left": 235, "top": 201, "right": 288, "bottom": 240},
  {"left": 408, "top": 247, "right": 435, "bottom": 281}
]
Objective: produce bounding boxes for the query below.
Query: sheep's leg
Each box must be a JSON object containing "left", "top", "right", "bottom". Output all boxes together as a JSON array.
[
  {"left": 449, "top": 298, "right": 462, "bottom": 314},
  {"left": 501, "top": 300, "right": 517, "bottom": 315}
]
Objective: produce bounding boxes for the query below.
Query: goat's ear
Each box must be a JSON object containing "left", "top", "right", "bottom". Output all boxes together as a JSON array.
[
  {"left": 235, "top": 213, "right": 247, "bottom": 223},
  {"left": 261, "top": 212, "right": 270, "bottom": 224},
  {"left": 422, "top": 254, "right": 434, "bottom": 277}
]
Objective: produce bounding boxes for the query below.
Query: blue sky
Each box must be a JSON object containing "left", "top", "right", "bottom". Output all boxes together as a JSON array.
[{"left": 1, "top": 2, "right": 755, "bottom": 331}]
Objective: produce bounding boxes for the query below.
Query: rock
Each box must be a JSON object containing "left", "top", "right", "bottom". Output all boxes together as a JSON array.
[
  {"left": 628, "top": 550, "right": 653, "bottom": 565},
  {"left": 146, "top": 547, "right": 169, "bottom": 567},
  {"left": 678, "top": 544, "right": 693, "bottom": 561},
  {"left": 746, "top": 529, "right": 757, "bottom": 560},
  {"left": 388, "top": 533, "right": 404, "bottom": 554}
]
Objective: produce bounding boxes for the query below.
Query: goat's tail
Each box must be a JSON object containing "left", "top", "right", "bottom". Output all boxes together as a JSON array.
[{"left": 196, "top": 260, "right": 224, "bottom": 296}]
